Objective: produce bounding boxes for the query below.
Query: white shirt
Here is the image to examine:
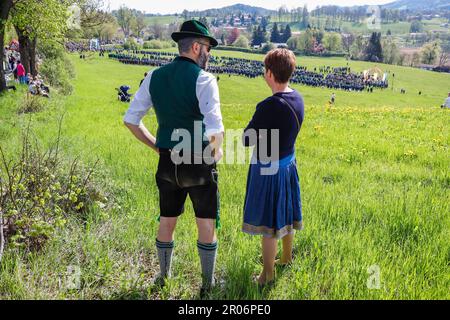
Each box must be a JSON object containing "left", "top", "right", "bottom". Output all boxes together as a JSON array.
[
  {"left": 444, "top": 97, "right": 450, "bottom": 108},
  {"left": 123, "top": 69, "right": 224, "bottom": 137}
]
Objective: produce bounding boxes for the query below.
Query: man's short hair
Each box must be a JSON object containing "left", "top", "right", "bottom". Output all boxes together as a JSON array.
[
  {"left": 264, "top": 48, "right": 296, "bottom": 84},
  {"left": 178, "top": 37, "right": 200, "bottom": 54}
]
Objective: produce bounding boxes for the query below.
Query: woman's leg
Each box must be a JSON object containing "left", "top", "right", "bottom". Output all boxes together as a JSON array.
[
  {"left": 258, "top": 236, "right": 277, "bottom": 284},
  {"left": 278, "top": 232, "right": 295, "bottom": 265}
]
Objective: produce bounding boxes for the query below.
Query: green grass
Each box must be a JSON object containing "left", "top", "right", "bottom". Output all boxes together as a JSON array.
[{"left": 0, "top": 52, "right": 449, "bottom": 299}]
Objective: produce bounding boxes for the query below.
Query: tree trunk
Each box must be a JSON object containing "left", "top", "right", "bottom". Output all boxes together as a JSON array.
[
  {"left": 0, "top": 26, "right": 6, "bottom": 93},
  {"left": 30, "top": 36, "right": 37, "bottom": 76},
  {"left": 15, "top": 26, "right": 31, "bottom": 77},
  {"left": 0, "top": 0, "right": 14, "bottom": 93}
]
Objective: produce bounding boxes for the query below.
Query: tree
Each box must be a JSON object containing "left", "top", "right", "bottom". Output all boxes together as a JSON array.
[
  {"left": 261, "top": 16, "right": 269, "bottom": 30},
  {"left": 323, "top": 33, "right": 342, "bottom": 52},
  {"left": 227, "top": 27, "right": 239, "bottom": 45},
  {"left": 421, "top": 41, "right": 442, "bottom": 65},
  {"left": 66, "top": 1, "right": 114, "bottom": 40},
  {"left": 341, "top": 33, "right": 355, "bottom": 55},
  {"left": 11, "top": 0, "right": 71, "bottom": 77},
  {"left": 410, "top": 20, "right": 423, "bottom": 33},
  {"left": 182, "top": 10, "right": 188, "bottom": 21},
  {"left": 439, "top": 51, "right": 449, "bottom": 67},
  {"left": 302, "top": 5, "right": 309, "bottom": 29},
  {"left": 411, "top": 52, "right": 421, "bottom": 67},
  {"left": 287, "top": 36, "right": 298, "bottom": 50},
  {"left": 134, "top": 13, "right": 147, "bottom": 38},
  {"left": 94, "top": 21, "right": 119, "bottom": 43},
  {"left": 270, "top": 22, "right": 280, "bottom": 43},
  {"left": 116, "top": 5, "right": 134, "bottom": 37},
  {"left": 365, "top": 32, "right": 383, "bottom": 62},
  {"left": 150, "top": 23, "right": 164, "bottom": 40},
  {"left": 251, "top": 26, "right": 258, "bottom": 46},
  {"left": 350, "top": 34, "right": 366, "bottom": 60},
  {"left": 199, "top": 16, "right": 208, "bottom": 28},
  {"left": 233, "top": 35, "right": 249, "bottom": 48},
  {"left": 251, "top": 26, "right": 265, "bottom": 46},
  {"left": 77, "top": 0, "right": 112, "bottom": 30},
  {"left": 382, "top": 38, "right": 400, "bottom": 65},
  {"left": 297, "top": 29, "right": 315, "bottom": 53},
  {"left": 311, "top": 29, "right": 324, "bottom": 44},
  {"left": 283, "top": 24, "right": 292, "bottom": 43},
  {"left": 0, "top": 0, "right": 14, "bottom": 93}
]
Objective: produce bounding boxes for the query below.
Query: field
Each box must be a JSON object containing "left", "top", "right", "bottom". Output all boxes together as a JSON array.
[
  {"left": 145, "top": 15, "right": 181, "bottom": 25},
  {"left": 274, "top": 16, "right": 450, "bottom": 35},
  {"left": 0, "top": 50, "right": 449, "bottom": 299}
]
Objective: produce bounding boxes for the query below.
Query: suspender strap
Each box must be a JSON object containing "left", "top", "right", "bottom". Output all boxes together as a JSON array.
[{"left": 275, "top": 96, "right": 301, "bottom": 133}]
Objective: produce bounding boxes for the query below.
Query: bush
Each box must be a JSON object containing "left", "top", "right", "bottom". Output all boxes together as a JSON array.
[
  {"left": 233, "top": 35, "right": 249, "bottom": 49},
  {"left": 143, "top": 40, "right": 174, "bottom": 49},
  {"left": 123, "top": 39, "right": 141, "bottom": 51},
  {"left": 38, "top": 42, "right": 75, "bottom": 95},
  {"left": 18, "top": 95, "right": 44, "bottom": 114},
  {"left": 215, "top": 46, "right": 258, "bottom": 54},
  {"left": 261, "top": 43, "right": 275, "bottom": 54},
  {"left": 0, "top": 123, "right": 104, "bottom": 253}
]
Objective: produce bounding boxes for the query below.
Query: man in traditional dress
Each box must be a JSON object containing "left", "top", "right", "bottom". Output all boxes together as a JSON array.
[{"left": 123, "top": 20, "right": 224, "bottom": 296}]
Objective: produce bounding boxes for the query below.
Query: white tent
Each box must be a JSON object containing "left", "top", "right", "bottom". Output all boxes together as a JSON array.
[{"left": 89, "top": 38, "right": 100, "bottom": 51}]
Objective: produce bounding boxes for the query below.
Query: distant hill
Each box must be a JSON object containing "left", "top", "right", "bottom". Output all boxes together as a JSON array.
[
  {"left": 185, "top": 3, "right": 276, "bottom": 17},
  {"left": 383, "top": 0, "right": 450, "bottom": 11}
]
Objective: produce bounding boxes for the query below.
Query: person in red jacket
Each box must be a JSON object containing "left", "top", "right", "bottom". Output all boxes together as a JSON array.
[{"left": 16, "top": 61, "right": 26, "bottom": 84}]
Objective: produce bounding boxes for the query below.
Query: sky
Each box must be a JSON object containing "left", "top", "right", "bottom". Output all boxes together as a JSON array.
[{"left": 106, "top": 0, "right": 395, "bottom": 15}]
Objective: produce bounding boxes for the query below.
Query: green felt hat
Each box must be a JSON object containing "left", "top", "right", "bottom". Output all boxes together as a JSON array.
[{"left": 171, "top": 20, "right": 218, "bottom": 47}]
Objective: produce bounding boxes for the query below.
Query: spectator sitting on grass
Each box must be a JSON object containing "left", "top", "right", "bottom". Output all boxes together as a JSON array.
[{"left": 28, "top": 75, "right": 50, "bottom": 98}]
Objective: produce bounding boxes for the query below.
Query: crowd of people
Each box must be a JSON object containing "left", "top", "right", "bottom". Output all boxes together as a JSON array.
[
  {"left": 65, "top": 41, "right": 89, "bottom": 53},
  {"left": 290, "top": 66, "right": 388, "bottom": 91},
  {"left": 27, "top": 74, "right": 50, "bottom": 98},
  {"left": 3, "top": 45, "right": 50, "bottom": 97},
  {"left": 107, "top": 49, "right": 389, "bottom": 91}
]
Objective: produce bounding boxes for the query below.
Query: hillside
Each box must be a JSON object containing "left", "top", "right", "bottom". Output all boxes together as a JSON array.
[
  {"left": 383, "top": 0, "right": 450, "bottom": 10},
  {"left": 186, "top": 3, "right": 276, "bottom": 17}
]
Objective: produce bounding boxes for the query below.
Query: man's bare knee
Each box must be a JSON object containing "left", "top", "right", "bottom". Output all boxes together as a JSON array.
[
  {"left": 158, "top": 217, "right": 178, "bottom": 242},
  {"left": 196, "top": 218, "right": 216, "bottom": 243}
]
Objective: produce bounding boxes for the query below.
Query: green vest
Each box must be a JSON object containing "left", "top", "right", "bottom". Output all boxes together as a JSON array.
[{"left": 150, "top": 56, "right": 207, "bottom": 150}]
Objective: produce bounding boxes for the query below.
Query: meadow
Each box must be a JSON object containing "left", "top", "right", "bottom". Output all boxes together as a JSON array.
[{"left": 0, "top": 50, "right": 448, "bottom": 299}]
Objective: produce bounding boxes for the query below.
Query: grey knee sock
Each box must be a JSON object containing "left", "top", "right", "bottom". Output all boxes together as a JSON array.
[
  {"left": 156, "top": 238, "right": 174, "bottom": 278},
  {"left": 197, "top": 241, "right": 218, "bottom": 289}
]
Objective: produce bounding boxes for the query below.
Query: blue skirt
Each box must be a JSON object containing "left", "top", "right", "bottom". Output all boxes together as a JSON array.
[{"left": 242, "top": 153, "right": 303, "bottom": 239}]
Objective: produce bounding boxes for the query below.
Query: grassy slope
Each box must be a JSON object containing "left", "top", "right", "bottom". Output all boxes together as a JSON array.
[
  {"left": 0, "top": 52, "right": 449, "bottom": 299},
  {"left": 145, "top": 15, "right": 181, "bottom": 25},
  {"left": 275, "top": 16, "right": 449, "bottom": 34}
]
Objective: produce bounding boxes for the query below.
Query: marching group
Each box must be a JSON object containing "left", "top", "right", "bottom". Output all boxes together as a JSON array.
[{"left": 108, "top": 49, "right": 389, "bottom": 92}]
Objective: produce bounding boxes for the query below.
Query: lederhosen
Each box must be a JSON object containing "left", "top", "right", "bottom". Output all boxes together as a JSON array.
[{"left": 150, "top": 56, "right": 219, "bottom": 224}]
